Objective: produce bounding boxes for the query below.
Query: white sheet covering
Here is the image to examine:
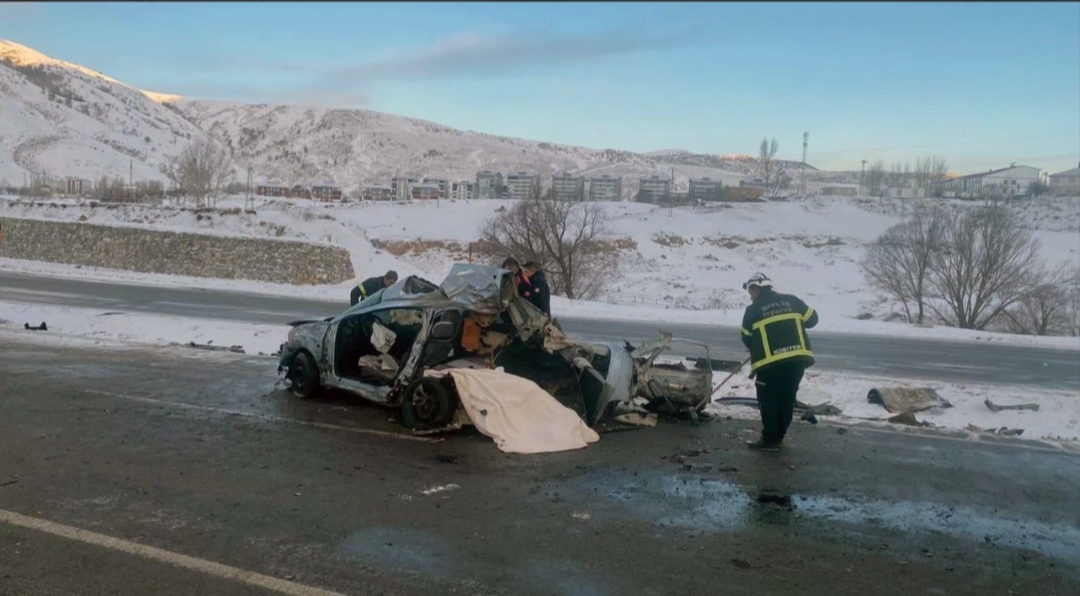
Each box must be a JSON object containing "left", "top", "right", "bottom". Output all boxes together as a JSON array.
[{"left": 424, "top": 368, "right": 600, "bottom": 454}]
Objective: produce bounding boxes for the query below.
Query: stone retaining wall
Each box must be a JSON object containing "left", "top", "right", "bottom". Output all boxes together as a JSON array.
[{"left": 0, "top": 216, "right": 354, "bottom": 285}]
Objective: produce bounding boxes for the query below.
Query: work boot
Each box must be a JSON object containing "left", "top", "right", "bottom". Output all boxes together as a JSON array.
[{"left": 746, "top": 439, "right": 780, "bottom": 452}]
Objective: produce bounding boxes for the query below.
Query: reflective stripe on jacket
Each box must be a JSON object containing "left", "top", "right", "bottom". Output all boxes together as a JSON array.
[{"left": 740, "top": 289, "right": 819, "bottom": 374}]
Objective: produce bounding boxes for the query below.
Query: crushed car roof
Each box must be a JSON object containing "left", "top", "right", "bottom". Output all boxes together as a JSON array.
[{"left": 340, "top": 263, "right": 514, "bottom": 317}]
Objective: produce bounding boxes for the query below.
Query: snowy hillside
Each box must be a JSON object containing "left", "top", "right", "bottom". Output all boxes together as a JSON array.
[
  {"left": 3, "top": 193, "right": 1078, "bottom": 348},
  {"left": 0, "top": 39, "right": 822, "bottom": 191},
  {"left": 173, "top": 99, "right": 820, "bottom": 188},
  {"left": 0, "top": 40, "right": 207, "bottom": 185}
]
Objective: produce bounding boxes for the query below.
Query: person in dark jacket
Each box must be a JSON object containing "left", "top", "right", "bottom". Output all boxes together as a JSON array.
[
  {"left": 350, "top": 270, "right": 398, "bottom": 306},
  {"left": 739, "top": 272, "right": 819, "bottom": 452},
  {"left": 520, "top": 261, "right": 552, "bottom": 317}
]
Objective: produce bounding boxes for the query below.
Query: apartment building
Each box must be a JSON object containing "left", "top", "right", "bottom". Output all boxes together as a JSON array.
[
  {"left": 688, "top": 177, "right": 723, "bottom": 202},
  {"left": 551, "top": 174, "right": 585, "bottom": 201},
  {"left": 450, "top": 180, "right": 474, "bottom": 201},
  {"left": 505, "top": 171, "right": 541, "bottom": 200},
  {"left": 637, "top": 175, "right": 672, "bottom": 203},
  {"left": 588, "top": 175, "right": 622, "bottom": 202},
  {"left": 411, "top": 183, "right": 441, "bottom": 201},
  {"left": 422, "top": 178, "right": 451, "bottom": 199},
  {"left": 475, "top": 171, "right": 504, "bottom": 199},
  {"left": 362, "top": 185, "right": 393, "bottom": 201},
  {"left": 391, "top": 177, "right": 418, "bottom": 201}
]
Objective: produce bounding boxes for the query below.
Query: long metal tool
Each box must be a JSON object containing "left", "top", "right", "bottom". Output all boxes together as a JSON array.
[{"left": 710, "top": 356, "right": 751, "bottom": 397}]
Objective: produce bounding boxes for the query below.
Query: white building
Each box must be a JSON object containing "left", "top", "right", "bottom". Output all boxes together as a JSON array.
[
  {"left": 450, "top": 180, "right": 474, "bottom": 201},
  {"left": 885, "top": 187, "right": 926, "bottom": 199},
  {"left": 589, "top": 175, "right": 622, "bottom": 202},
  {"left": 1048, "top": 164, "right": 1080, "bottom": 196},
  {"left": 688, "top": 177, "right": 723, "bottom": 202},
  {"left": 422, "top": 178, "right": 451, "bottom": 199},
  {"left": 391, "top": 177, "right": 417, "bottom": 201},
  {"left": 551, "top": 175, "right": 585, "bottom": 201},
  {"left": 475, "top": 171, "right": 504, "bottom": 199},
  {"left": 637, "top": 176, "right": 671, "bottom": 203},
  {"left": 944, "top": 165, "right": 1041, "bottom": 198},
  {"left": 505, "top": 172, "right": 540, "bottom": 200}
]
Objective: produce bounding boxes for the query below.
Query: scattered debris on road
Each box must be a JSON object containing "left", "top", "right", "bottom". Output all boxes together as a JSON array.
[
  {"left": 868, "top": 387, "right": 952, "bottom": 413},
  {"left": 886, "top": 411, "right": 934, "bottom": 427},
  {"left": 1, "top": 477, "right": 17, "bottom": 487},
  {"left": 421, "top": 484, "right": 460, "bottom": 496},
  {"left": 966, "top": 424, "right": 1025, "bottom": 437},
  {"left": 23, "top": 321, "right": 47, "bottom": 331},
  {"left": 984, "top": 399, "right": 1039, "bottom": 413},
  {"left": 177, "top": 341, "right": 246, "bottom": 354},
  {"left": 614, "top": 412, "right": 658, "bottom": 427}
]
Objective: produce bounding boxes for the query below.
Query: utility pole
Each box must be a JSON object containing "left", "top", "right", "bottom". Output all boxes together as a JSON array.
[{"left": 129, "top": 159, "right": 133, "bottom": 190}]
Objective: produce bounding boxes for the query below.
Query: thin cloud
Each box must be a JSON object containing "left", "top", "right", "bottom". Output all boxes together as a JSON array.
[
  {"left": 329, "top": 25, "right": 704, "bottom": 83},
  {"left": 0, "top": 2, "right": 45, "bottom": 20}
]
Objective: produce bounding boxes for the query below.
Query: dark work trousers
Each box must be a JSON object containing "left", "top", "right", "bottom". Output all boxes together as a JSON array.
[{"left": 754, "top": 362, "right": 806, "bottom": 446}]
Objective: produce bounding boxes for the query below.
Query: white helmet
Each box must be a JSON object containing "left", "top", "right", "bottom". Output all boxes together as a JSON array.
[{"left": 742, "top": 272, "right": 773, "bottom": 290}]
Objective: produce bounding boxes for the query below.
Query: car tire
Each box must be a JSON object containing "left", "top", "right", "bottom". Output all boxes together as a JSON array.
[
  {"left": 400, "top": 377, "right": 455, "bottom": 430},
  {"left": 289, "top": 352, "right": 319, "bottom": 399}
]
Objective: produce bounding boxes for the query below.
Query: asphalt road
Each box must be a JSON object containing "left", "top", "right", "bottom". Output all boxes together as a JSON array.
[
  {"left": 1, "top": 270, "right": 1078, "bottom": 390},
  {"left": 0, "top": 335, "right": 1077, "bottom": 596}
]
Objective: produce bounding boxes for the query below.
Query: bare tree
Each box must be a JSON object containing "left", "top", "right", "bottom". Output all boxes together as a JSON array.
[
  {"left": 1067, "top": 270, "right": 1080, "bottom": 337},
  {"left": 862, "top": 204, "right": 950, "bottom": 324},
  {"left": 926, "top": 206, "right": 1042, "bottom": 330},
  {"left": 886, "top": 161, "right": 907, "bottom": 192},
  {"left": 479, "top": 198, "right": 620, "bottom": 300},
  {"left": 1001, "top": 264, "right": 1076, "bottom": 336},
  {"left": 758, "top": 137, "right": 779, "bottom": 195},
  {"left": 864, "top": 160, "right": 887, "bottom": 197},
  {"left": 160, "top": 137, "right": 235, "bottom": 208},
  {"left": 913, "top": 155, "right": 949, "bottom": 197}
]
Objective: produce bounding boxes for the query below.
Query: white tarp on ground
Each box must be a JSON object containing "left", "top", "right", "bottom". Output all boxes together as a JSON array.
[{"left": 424, "top": 368, "right": 600, "bottom": 454}]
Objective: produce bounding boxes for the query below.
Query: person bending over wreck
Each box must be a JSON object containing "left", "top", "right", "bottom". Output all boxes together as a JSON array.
[
  {"left": 351, "top": 270, "right": 398, "bottom": 306},
  {"left": 739, "top": 273, "right": 819, "bottom": 452}
]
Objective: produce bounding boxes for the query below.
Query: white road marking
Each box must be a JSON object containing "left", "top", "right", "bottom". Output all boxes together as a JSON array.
[
  {"left": 0, "top": 508, "right": 353, "bottom": 596},
  {"left": 83, "top": 389, "right": 441, "bottom": 444}
]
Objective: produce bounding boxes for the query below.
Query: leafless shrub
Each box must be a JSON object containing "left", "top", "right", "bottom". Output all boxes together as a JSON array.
[
  {"left": 479, "top": 198, "right": 620, "bottom": 300},
  {"left": 758, "top": 137, "right": 779, "bottom": 196},
  {"left": 1001, "top": 265, "right": 1077, "bottom": 336},
  {"left": 862, "top": 204, "right": 950, "bottom": 324},
  {"left": 160, "top": 137, "right": 234, "bottom": 208},
  {"left": 913, "top": 155, "right": 949, "bottom": 197},
  {"left": 864, "top": 160, "right": 886, "bottom": 197},
  {"left": 926, "top": 206, "right": 1042, "bottom": 330}
]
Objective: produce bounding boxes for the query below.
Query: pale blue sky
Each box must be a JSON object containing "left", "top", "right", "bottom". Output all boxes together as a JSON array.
[{"left": 3, "top": 1, "right": 1079, "bottom": 172}]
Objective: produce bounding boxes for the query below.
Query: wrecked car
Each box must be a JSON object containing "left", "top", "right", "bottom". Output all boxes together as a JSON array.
[{"left": 277, "top": 263, "right": 712, "bottom": 430}]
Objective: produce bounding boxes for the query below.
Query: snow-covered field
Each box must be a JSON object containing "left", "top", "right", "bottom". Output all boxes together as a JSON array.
[
  {"left": 707, "top": 366, "right": 1079, "bottom": 447},
  {"left": 3, "top": 193, "right": 1079, "bottom": 349},
  {"left": 0, "top": 300, "right": 287, "bottom": 356},
  {"left": 3, "top": 300, "right": 1075, "bottom": 446}
]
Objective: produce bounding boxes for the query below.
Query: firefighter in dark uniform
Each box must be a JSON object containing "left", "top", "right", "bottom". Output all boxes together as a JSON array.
[
  {"left": 350, "top": 270, "right": 398, "bottom": 306},
  {"left": 520, "top": 261, "right": 552, "bottom": 318},
  {"left": 739, "top": 273, "right": 819, "bottom": 452}
]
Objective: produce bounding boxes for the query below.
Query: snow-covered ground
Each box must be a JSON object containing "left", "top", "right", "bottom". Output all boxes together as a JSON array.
[
  {"left": 0, "top": 301, "right": 286, "bottom": 356},
  {"left": 707, "top": 366, "right": 1079, "bottom": 447},
  {"left": 3, "top": 193, "right": 1079, "bottom": 349},
  {"left": 3, "top": 299, "right": 1075, "bottom": 446}
]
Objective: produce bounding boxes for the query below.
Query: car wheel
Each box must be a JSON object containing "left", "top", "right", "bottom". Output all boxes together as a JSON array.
[
  {"left": 400, "top": 377, "right": 455, "bottom": 430},
  {"left": 289, "top": 352, "right": 319, "bottom": 399}
]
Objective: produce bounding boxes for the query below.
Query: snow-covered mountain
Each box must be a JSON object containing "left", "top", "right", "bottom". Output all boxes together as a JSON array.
[
  {"left": 0, "top": 40, "right": 206, "bottom": 185},
  {"left": 0, "top": 39, "right": 820, "bottom": 189}
]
